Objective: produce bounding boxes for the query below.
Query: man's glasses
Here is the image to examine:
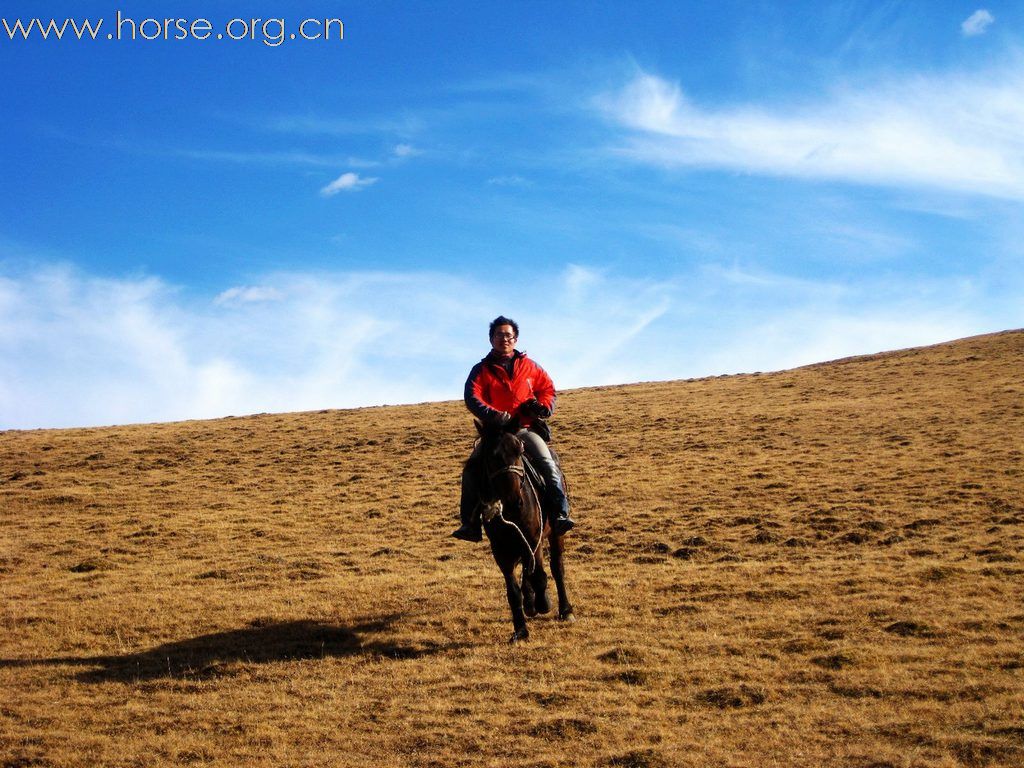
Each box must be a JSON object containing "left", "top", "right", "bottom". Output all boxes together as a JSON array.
[{"left": 494, "top": 333, "right": 516, "bottom": 340}]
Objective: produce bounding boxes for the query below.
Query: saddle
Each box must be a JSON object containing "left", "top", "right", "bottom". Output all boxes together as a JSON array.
[{"left": 521, "top": 454, "right": 546, "bottom": 494}]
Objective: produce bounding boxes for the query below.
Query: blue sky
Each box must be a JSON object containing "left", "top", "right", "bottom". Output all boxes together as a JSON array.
[{"left": 2, "top": 1, "right": 1022, "bottom": 429}]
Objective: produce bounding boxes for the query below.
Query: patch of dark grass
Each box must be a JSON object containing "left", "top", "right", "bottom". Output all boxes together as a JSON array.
[
  {"left": 696, "top": 685, "right": 766, "bottom": 708},
  {"left": 597, "top": 648, "right": 644, "bottom": 665},
  {"left": 884, "top": 620, "right": 935, "bottom": 638},
  {"left": 599, "top": 749, "right": 668, "bottom": 768},
  {"left": 528, "top": 717, "right": 598, "bottom": 738},
  {"left": 811, "top": 653, "right": 855, "bottom": 670}
]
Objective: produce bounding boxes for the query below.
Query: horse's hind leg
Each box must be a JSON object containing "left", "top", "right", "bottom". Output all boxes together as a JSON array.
[
  {"left": 548, "top": 533, "right": 575, "bottom": 622},
  {"left": 503, "top": 568, "right": 529, "bottom": 642}
]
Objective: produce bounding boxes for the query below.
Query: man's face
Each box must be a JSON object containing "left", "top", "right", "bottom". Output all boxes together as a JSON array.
[{"left": 490, "top": 324, "right": 517, "bottom": 357}]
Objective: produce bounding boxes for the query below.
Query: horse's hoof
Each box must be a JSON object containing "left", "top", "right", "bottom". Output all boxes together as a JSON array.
[
  {"left": 535, "top": 595, "right": 552, "bottom": 614},
  {"left": 559, "top": 611, "right": 576, "bottom": 624},
  {"left": 524, "top": 605, "right": 538, "bottom": 618},
  {"left": 509, "top": 629, "right": 529, "bottom": 644}
]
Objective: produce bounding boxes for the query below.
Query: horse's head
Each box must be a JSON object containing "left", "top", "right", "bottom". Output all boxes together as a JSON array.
[
  {"left": 474, "top": 421, "right": 526, "bottom": 521},
  {"left": 475, "top": 418, "right": 523, "bottom": 460},
  {"left": 492, "top": 430, "right": 525, "bottom": 467}
]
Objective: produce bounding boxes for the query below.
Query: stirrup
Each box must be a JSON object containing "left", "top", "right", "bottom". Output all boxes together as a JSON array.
[{"left": 551, "top": 514, "right": 574, "bottom": 535}]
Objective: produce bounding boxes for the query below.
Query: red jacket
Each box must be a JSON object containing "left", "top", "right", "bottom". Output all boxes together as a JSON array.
[{"left": 464, "top": 351, "right": 556, "bottom": 427}]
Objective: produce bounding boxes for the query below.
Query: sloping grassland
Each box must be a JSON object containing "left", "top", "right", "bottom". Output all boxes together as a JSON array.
[{"left": 2, "top": 330, "right": 1023, "bottom": 767}]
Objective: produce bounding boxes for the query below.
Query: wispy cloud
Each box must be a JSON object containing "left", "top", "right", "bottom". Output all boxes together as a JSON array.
[
  {"left": 1, "top": 260, "right": 1014, "bottom": 430},
  {"left": 266, "top": 114, "right": 426, "bottom": 138},
  {"left": 214, "top": 286, "right": 284, "bottom": 306},
  {"left": 527, "top": 264, "right": 672, "bottom": 387},
  {"left": 320, "top": 172, "right": 378, "bottom": 196},
  {"left": 0, "top": 265, "right": 490, "bottom": 429},
  {"left": 176, "top": 148, "right": 367, "bottom": 168},
  {"left": 393, "top": 143, "right": 421, "bottom": 158},
  {"left": 486, "top": 175, "right": 531, "bottom": 187},
  {"left": 0, "top": 262, "right": 679, "bottom": 428},
  {"left": 961, "top": 9, "right": 995, "bottom": 37},
  {"left": 598, "top": 65, "right": 1024, "bottom": 200}
]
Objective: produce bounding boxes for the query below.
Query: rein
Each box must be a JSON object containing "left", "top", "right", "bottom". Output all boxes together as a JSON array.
[
  {"left": 489, "top": 464, "right": 525, "bottom": 480},
  {"left": 481, "top": 457, "right": 542, "bottom": 573}
]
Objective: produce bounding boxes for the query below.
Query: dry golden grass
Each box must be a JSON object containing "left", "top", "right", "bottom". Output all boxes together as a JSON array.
[{"left": 2, "top": 330, "right": 1023, "bottom": 767}]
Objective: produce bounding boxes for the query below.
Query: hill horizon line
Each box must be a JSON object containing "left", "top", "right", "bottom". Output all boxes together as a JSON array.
[{"left": 5, "top": 327, "right": 1022, "bottom": 434}]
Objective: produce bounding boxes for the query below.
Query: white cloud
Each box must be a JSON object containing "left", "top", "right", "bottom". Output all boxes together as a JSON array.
[
  {"left": 697, "top": 310, "right": 978, "bottom": 377},
  {"left": 393, "top": 143, "right": 421, "bottom": 158},
  {"left": 0, "top": 265, "right": 492, "bottom": 429},
  {"left": 599, "top": 66, "right": 1024, "bottom": 200},
  {"left": 177, "top": 148, "right": 363, "bottom": 168},
  {"left": 526, "top": 264, "right": 672, "bottom": 387},
  {"left": 961, "top": 9, "right": 995, "bottom": 36},
  {"left": 687, "top": 263, "right": 984, "bottom": 375},
  {"left": 320, "top": 172, "right": 378, "bottom": 196},
  {"left": 0, "top": 261, "right": 1016, "bottom": 430},
  {"left": 214, "top": 286, "right": 284, "bottom": 306}
]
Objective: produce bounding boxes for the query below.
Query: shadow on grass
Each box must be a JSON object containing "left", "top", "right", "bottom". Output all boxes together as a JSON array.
[{"left": 1, "top": 615, "right": 469, "bottom": 682}]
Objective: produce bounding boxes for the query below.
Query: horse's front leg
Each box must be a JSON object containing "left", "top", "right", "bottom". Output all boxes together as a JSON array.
[
  {"left": 521, "top": 570, "right": 537, "bottom": 617},
  {"left": 502, "top": 567, "right": 529, "bottom": 643},
  {"left": 548, "top": 532, "right": 575, "bottom": 623},
  {"left": 528, "top": 545, "right": 551, "bottom": 615}
]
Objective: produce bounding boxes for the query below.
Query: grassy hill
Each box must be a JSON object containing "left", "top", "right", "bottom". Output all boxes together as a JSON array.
[{"left": 2, "top": 330, "right": 1022, "bottom": 767}]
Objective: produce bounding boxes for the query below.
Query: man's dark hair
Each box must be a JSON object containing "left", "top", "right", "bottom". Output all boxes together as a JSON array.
[{"left": 489, "top": 315, "right": 519, "bottom": 339}]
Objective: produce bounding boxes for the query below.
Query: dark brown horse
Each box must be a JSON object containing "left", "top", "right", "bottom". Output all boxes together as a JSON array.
[{"left": 473, "top": 421, "right": 575, "bottom": 643}]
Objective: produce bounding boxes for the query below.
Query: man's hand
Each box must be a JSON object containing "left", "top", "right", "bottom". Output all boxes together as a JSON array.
[
  {"left": 518, "top": 398, "right": 551, "bottom": 419},
  {"left": 493, "top": 411, "right": 518, "bottom": 430}
]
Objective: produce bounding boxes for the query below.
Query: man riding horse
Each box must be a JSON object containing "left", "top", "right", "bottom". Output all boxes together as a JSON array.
[{"left": 452, "top": 315, "right": 576, "bottom": 542}]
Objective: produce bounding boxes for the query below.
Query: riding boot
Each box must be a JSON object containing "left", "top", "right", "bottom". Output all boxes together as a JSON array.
[
  {"left": 545, "top": 474, "right": 575, "bottom": 535},
  {"left": 535, "top": 457, "right": 575, "bottom": 536},
  {"left": 451, "top": 461, "right": 482, "bottom": 542}
]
